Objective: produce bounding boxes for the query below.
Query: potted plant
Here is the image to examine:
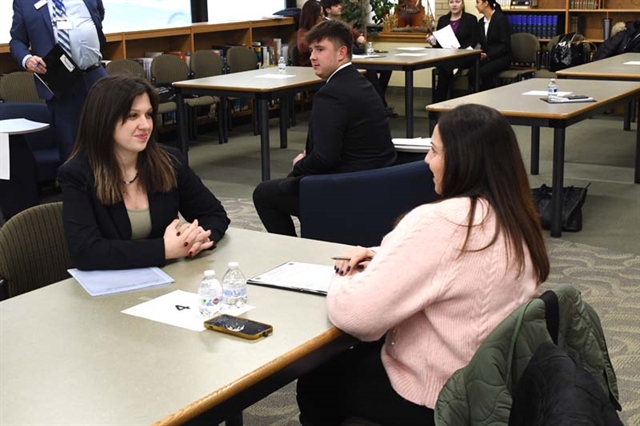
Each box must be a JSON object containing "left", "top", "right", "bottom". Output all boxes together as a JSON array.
[{"left": 369, "top": 0, "right": 394, "bottom": 25}]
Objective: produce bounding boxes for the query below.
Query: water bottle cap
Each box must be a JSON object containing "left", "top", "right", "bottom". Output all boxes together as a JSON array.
[
  {"left": 228, "top": 262, "right": 239, "bottom": 268},
  {"left": 204, "top": 269, "right": 215, "bottom": 277}
]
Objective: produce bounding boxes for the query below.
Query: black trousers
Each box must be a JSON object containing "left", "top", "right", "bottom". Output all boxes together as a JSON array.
[
  {"left": 433, "top": 56, "right": 476, "bottom": 103},
  {"left": 468, "top": 56, "right": 511, "bottom": 91},
  {"left": 252, "top": 177, "right": 300, "bottom": 236},
  {"left": 366, "top": 70, "right": 393, "bottom": 107},
  {"left": 296, "top": 339, "right": 435, "bottom": 426}
]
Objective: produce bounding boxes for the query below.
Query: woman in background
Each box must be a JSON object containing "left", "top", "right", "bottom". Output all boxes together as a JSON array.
[
  {"left": 470, "top": 0, "right": 512, "bottom": 90},
  {"left": 297, "top": 0, "right": 324, "bottom": 66},
  {"left": 296, "top": 104, "right": 549, "bottom": 425},
  {"left": 58, "top": 75, "right": 230, "bottom": 270},
  {"left": 427, "top": 0, "right": 478, "bottom": 102}
]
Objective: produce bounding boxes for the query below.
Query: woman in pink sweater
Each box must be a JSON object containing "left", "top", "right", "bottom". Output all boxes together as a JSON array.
[{"left": 296, "top": 104, "right": 549, "bottom": 425}]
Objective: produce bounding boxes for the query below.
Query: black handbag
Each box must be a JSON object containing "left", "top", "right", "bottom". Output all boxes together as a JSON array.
[
  {"left": 549, "top": 33, "right": 591, "bottom": 72},
  {"left": 531, "top": 183, "right": 590, "bottom": 232}
]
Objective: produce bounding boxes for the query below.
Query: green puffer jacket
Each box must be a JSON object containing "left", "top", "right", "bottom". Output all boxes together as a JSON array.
[{"left": 434, "top": 284, "right": 620, "bottom": 425}]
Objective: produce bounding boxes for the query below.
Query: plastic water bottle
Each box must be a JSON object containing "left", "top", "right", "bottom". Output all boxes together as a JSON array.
[
  {"left": 221, "top": 262, "right": 248, "bottom": 308},
  {"left": 547, "top": 78, "right": 558, "bottom": 98},
  {"left": 278, "top": 55, "right": 286, "bottom": 74},
  {"left": 366, "top": 42, "right": 375, "bottom": 56},
  {"left": 198, "top": 270, "right": 222, "bottom": 318}
]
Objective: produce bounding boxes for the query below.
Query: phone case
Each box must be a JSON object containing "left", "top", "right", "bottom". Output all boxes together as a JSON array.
[{"left": 204, "top": 315, "right": 273, "bottom": 340}]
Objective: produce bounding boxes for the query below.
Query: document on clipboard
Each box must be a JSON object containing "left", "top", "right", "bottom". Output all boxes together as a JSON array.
[
  {"left": 247, "top": 261, "right": 334, "bottom": 295},
  {"left": 36, "top": 44, "right": 82, "bottom": 97}
]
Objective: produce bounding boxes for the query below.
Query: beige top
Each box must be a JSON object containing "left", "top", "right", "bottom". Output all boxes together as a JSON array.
[{"left": 126, "top": 207, "right": 152, "bottom": 240}]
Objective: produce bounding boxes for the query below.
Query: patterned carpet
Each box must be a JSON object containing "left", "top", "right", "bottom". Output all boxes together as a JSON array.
[{"left": 220, "top": 197, "right": 640, "bottom": 426}]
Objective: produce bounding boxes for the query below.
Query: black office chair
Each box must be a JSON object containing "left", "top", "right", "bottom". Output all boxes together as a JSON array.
[
  {"left": 299, "top": 161, "right": 439, "bottom": 246},
  {"left": 190, "top": 50, "right": 225, "bottom": 143},
  {"left": 226, "top": 47, "right": 260, "bottom": 134},
  {"left": 496, "top": 33, "right": 541, "bottom": 86}
]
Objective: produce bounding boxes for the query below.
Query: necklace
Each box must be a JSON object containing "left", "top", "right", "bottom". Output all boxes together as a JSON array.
[{"left": 123, "top": 172, "right": 139, "bottom": 185}]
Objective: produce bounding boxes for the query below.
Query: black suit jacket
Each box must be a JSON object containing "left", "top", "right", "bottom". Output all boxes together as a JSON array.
[
  {"left": 477, "top": 10, "right": 512, "bottom": 63},
  {"left": 292, "top": 64, "right": 396, "bottom": 178},
  {"left": 435, "top": 12, "right": 478, "bottom": 49},
  {"left": 58, "top": 147, "right": 230, "bottom": 270}
]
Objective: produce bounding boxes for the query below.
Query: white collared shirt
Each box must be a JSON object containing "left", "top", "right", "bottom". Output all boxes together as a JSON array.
[{"left": 48, "top": 0, "right": 102, "bottom": 69}]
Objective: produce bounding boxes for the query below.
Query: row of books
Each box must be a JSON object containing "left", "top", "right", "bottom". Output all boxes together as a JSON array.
[
  {"left": 569, "top": 0, "right": 601, "bottom": 9},
  {"left": 508, "top": 14, "right": 560, "bottom": 39}
]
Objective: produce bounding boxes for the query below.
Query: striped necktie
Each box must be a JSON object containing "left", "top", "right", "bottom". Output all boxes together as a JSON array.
[{"left": 51, "top": 0, "right": 72, "bottom": 56}]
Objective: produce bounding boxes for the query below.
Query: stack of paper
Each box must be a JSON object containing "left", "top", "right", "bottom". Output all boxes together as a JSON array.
[
  {"left": 392, "top": 137, "right": 432, "bottom": 153},
  {"left": 69, "top": 267, "right": 174, "bottom": 296}
]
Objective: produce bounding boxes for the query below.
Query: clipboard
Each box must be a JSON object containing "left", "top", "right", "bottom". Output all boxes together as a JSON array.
[
  {"left": 37, "top": 44, "right": 82, "bottom": 98},
  {"left": 247, "top": 261, "right": 334, "bottom": 295}
]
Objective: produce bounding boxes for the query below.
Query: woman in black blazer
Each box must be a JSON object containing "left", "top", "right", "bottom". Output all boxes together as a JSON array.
[
  {"left": 471, "top": 0, "right": 512, "bottom": 90},
  {"left": 427, "top": 0, "right": 479, "bottom": 102},
  {"left": 58, "top": 75, "right": 230, "bottom": 271}
]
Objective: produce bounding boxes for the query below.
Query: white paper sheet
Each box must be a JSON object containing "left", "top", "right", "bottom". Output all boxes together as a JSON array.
[
  {"left": 248, "top": 261, "right": 334, "bottom": 295},
  {"left": 433, "top": 25, "right": 460, "bottom": 49},
  {"left": 0, "top": 133, "right": 9, "bottom": 180},
  {"left": 523, "top": 90, "right": 572, "bottom": 96},
  {"left": 69, "top": 267, "right": 174, "bottom": 296},
  {"left": 352, "top": 54, "right": 385, "bottom": 59},
  {"left": 393, "top": 137, "right": 432, "bottom": 147},
  {"left": 254, "top": 74, "right": 296, "bottom": 79},
  {"left": 122, "top": 290, "right": 255, "bottom": 332},
  {"left": 623, "top": 61, "right": 640, "bottom": 65}
]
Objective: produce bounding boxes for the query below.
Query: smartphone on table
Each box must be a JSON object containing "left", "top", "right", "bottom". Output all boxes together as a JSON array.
[{"left": 204, "top": 314, "right": 273, "bottom": 340}]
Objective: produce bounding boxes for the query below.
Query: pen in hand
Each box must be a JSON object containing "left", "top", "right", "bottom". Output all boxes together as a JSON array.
[{"left": 331, "top": 256, "right": 373, "bottom": 261}]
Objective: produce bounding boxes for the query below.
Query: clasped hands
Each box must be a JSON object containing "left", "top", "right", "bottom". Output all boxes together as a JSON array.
[
  {"left": 164, "top": 218, "right": 214, "bottom": 260},
  {"left": 333, "top": 246, "right": 376, "bottom": 276}
]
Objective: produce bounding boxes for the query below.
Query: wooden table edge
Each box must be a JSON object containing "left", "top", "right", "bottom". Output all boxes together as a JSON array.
[{"left": 153, "top": 327, "right": 345, "bottom": 425}]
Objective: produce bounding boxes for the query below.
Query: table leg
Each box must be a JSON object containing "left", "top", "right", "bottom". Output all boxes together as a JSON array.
[
  {"left": 258, "top": 98, "right": 271, "bottom": 181},
  {"left": 531, "top": 126, "right": 540, "bottom": 175},
  {"left": 405, "top": 70, "right": 414, "bottom": 138},
  {"left": 225, "top": 412, "right": 243, "bottom": 426},
  {"left": 473, "top": 55, "right": 480, "bottom": 93},
  {"left": 175, "top": 91, "right": 189, "bottom": 164},
  {"left": 624, "top": 101, "right": 631, "bottom": 131},
  {"left": 635, "top": 101, "right": 640, "bottom": 184},
  {"left": 279, "top": 97, "right": 288, "bottom": 149},
  {"left": 550, "top": 127, "right": 566, "bottom": 237}
]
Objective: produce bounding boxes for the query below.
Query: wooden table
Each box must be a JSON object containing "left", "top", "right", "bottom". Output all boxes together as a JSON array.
[
  {"left": 352, "top": 48, "right": 481, "bottom": 138},
  {"left": 0, "top": 228, "right": 354, "bottom": 425},
  {"left": 174, "top": 67, "right": 326, "bottom": 181},
  {"left": 426, "top": 78, "right": 640, "bottom": 237}
]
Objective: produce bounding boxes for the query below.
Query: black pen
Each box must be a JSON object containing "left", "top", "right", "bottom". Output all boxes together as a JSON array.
[{"left": 331, "top": 256, "right": 373, "bottom": 262}]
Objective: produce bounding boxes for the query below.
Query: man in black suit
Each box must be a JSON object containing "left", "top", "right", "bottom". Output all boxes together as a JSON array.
[{"left": 253, "top": 19, "right": 396, "bottom": 236}]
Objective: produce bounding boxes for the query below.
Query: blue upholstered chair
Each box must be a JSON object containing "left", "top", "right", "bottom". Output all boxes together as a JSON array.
[{"left": 299, "top": 161, "right": 439, "bottom": 247}]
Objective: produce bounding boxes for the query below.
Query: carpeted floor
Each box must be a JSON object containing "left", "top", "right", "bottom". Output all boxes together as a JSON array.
[{"left": 220, "top": 197, "right": 640, "bottom": 426}]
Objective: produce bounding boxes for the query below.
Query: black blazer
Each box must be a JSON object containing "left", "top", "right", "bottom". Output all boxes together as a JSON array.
[
  {"left": 435, "top": 12, "right": 478, "bottom": 49},
  {"left": 58, "top": 147, "right": 230, "bottom": 270},
  {"left": 292, "top": 64, "right": 396, "bottom": 177},
  {"left": 477, "top": 10, "right": 512, "bottom": 63}
]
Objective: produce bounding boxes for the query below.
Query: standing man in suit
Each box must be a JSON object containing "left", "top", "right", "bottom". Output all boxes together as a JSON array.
[
  {"left": 253, "top": 19, "right": 397, "bottom": 236},
  {"left": 469, "top": 0, "right": 512, "bottom": 91},
  {"left": 10, "top": 0, "right": 108, "bottom": 160}
]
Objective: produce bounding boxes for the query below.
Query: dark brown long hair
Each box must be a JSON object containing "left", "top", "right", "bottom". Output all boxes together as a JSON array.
[
  {"left": 300, "top": 0, "right": 323, "bottom": 31},
  {"left": 437, "top": 104, "right": 549, "bottom": 284},
  {"left": 67, "top": 74, "right": 177, "bottom": 205}
]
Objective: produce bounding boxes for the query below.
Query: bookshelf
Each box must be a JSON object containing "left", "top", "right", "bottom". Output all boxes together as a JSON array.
[
  {"left": 0, "top": 18, "right": 294, "bottom": 74},
  {"left": 502, "top": 0, "right": 640, "bottom": 44}
]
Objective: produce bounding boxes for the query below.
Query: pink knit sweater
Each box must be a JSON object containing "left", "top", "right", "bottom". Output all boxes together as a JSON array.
[{"left": 327, "top": 197, "right": 539, "bottom": 408}]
